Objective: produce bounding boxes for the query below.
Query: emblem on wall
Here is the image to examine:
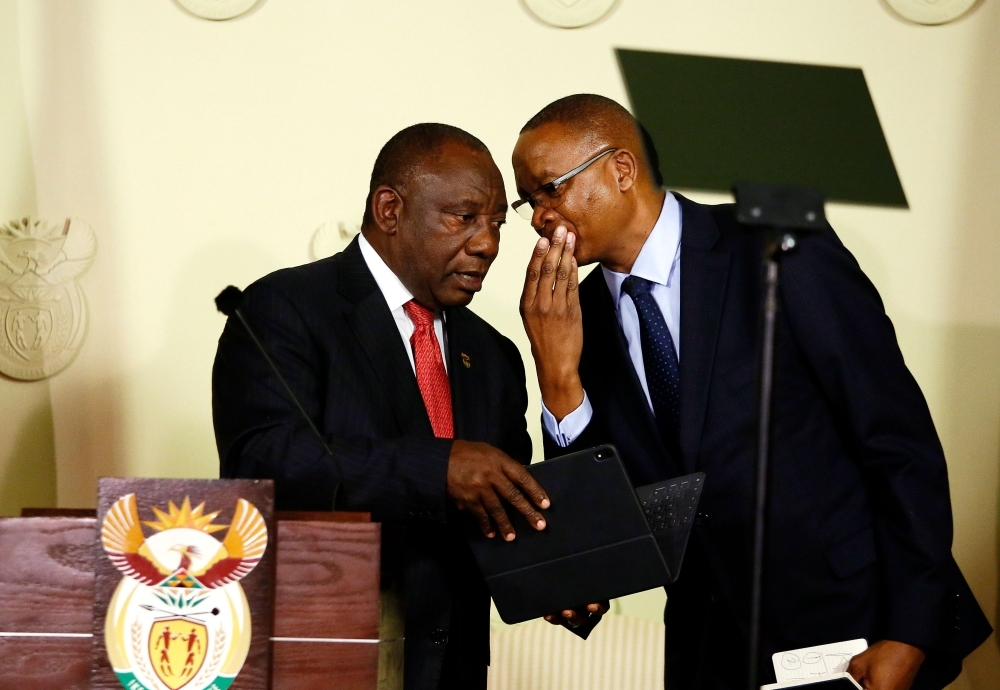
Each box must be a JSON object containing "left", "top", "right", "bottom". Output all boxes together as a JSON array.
[
  {"left": 0, "top": 217, "right": 96, "bottom": 381},
  {"left": 174, "top": 0, "right": 263, "bottom": 21},
  {"left": 522, "top": 0, "right": 621, "bottom": 28},
  {"left": 882, "top": 0, "right": 982, "bottom": 25},
  {"left": 310, "top": 218, "right": 360, "bottom": 261},
  {"left": 101, "top": 494, "right": 268, "bottom": 690}
]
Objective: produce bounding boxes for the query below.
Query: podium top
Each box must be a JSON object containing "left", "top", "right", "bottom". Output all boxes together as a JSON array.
[{"left": 21, "top": 508, "right": 372, "bottom": 522}]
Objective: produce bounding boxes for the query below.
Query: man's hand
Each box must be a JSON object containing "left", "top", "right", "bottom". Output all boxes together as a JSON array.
[
  {"left": 448, "top": 440, "right": 550, "bottom": 540},
  {"left": 544, "top": 602, "right": 610, "bottom": 628},
  {"left": 520, "top": 227, "right": 584, "bottom": 421},
  {"left": 847, "top": 640, "right": 925, "bottom": 690}
]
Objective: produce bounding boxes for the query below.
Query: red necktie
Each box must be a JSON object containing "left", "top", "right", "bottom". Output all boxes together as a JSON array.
[{"left": 403, "top": 300, "right": 454, "bottom": 439}]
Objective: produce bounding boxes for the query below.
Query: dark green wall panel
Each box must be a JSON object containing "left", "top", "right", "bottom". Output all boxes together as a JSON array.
[{"left": 617, "top": 49, "right": 907, "bottom": 207}]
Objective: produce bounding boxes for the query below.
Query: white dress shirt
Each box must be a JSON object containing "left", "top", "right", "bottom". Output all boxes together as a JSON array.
[
  {"left": 358, "top": 233, "right": 448, "bottom": 373},
  {"left": 542, "top": 192, "right": 682, "bottom": 446}
]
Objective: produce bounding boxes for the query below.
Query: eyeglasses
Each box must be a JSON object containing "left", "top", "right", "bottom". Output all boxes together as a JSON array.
[{"left": 512, "top": 147, "right": 618, "bottom": 220}]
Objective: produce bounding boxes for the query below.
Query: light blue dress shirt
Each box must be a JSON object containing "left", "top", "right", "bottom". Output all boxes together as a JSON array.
[{"left": 542, "top": 192, "right": 682, "bottom": 446}]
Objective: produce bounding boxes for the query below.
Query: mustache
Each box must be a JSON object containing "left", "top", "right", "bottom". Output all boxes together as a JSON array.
[{"left": 450, "top": 262, "right": 491, "bottom": 277}]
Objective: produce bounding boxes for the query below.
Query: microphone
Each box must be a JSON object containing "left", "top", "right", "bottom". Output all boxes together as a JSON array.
[{"left": 215, "top": 286, "right": 340, "bottom": 506}]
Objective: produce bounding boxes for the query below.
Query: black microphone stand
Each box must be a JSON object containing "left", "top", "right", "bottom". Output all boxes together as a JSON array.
[
  {"left": 215, "top": 286, "right": 341, "bottom": 507},
  {"left": 732, "top": 183, "right": 827, "bottom": 690}
]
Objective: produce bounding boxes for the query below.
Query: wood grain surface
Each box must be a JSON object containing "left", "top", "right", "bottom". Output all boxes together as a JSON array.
[
  {"left": 272, "top": 640, "right": 380, "bottom": 690},
  {"left": 90, "top": 478, "right": 276, "bottom": 690},
  {"left": 20, "top": 508, "right": 98, "bottom": 518},
  {"left": 275, "top": 511, "right": 371, "bottom": 523},
  {"left": 0, "top": 637, "right": 92, "bottom": 690},
  {"left": 1, "top": 507, "right": 387, "bottom": 689},
  {"left": 272, "top": 518, "right": 382, "bottom": 689},
  {"left": 0, "top": 516, "right": 95, "bottom": 690},
  {"left": 274, "top": 520, "right": 380, "bottom": 640},
  {"left": 0, "top": 517, "right": 95, "bottom": 632}
]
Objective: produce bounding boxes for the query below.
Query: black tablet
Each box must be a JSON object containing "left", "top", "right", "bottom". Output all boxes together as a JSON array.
[{"left": 466, "top": 445, "right": 675, "bottom": 624}]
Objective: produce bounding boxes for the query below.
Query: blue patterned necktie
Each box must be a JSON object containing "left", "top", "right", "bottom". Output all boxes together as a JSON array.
[{"left": 621, "top": 275, "right": 680, "bottom": 453}]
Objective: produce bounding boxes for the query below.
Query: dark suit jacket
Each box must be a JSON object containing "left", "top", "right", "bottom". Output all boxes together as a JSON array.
[
  {"left": 212, "top": 237, "right": 532, "bottom": 690},
  {"left": 548, "top": 195, "right": 991, "bottom": 688}
]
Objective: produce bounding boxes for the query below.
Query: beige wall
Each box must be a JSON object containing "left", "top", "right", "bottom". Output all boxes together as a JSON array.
[
  {"left": 11, "top": 0, "right": 1000, "bottom": 685},
  {"left": 0, "top": 0, "right": 56, "bottom": 517}
]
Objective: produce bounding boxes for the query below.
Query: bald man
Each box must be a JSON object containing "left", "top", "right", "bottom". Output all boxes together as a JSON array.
[
  {"left": 213, "top": 123, "right": 550, "bottom": 690},
  {"left": 513, "top": 95, "right": 990, "bottom": 690}
]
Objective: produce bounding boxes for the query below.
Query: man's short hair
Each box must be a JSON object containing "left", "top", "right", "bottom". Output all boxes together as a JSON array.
[
  {"left": 520, "top": 93, "right": 635, "bottom": 136},
  {"left": 521, "top": 94, "right": 663, "bottom": 187},
  {"left": 362, "top": 123, "right": 489, "bottom": 228}
]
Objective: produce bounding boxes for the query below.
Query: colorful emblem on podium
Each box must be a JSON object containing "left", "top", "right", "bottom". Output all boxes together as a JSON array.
[{"left": 100, "top": 494, "right": 268, "bottom": 690}]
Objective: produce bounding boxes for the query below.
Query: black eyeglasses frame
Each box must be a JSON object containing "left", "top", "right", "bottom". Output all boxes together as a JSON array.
[{"left": 512, "top": 147, "right": 619, "bottom": 219}]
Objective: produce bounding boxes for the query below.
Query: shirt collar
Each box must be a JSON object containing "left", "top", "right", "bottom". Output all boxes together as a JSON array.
[
  {"left": 358, "top": 232, "right": 414, "bottom": 312},
  {"left": 602, "top": 191, "right": 682, "bottom": 306}
]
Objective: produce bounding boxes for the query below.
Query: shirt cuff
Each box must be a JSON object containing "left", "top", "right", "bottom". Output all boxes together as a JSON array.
[{"left": 541, "top": 392, "right": 593, "bottom": 447}]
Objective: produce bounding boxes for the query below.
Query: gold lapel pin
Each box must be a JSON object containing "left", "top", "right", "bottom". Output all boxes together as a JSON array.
[{"left": 461, "top": 352, "right": 471, "bottom": 369}]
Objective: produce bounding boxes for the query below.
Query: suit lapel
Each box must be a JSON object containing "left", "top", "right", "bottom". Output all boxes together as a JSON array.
[
  {"left": 443, "top": 307, "right": 480, "bottom": 441},
  {"left": 338, "top": 238, "right": 433, "bottom": 437},
  {"left": 676, "top": 195, "right": 731, "bottom": 473}
]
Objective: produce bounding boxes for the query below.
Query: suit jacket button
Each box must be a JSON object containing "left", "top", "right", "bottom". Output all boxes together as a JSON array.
[{"left": 430, "top": 629, "right": 448, "bottom": 645}]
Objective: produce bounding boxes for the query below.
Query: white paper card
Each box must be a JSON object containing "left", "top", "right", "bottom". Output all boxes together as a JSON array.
[
  {"left": 772, "top": 639, "right": 868, "bottom": 683},
  {"left": 761, "top": 672, "right": 863, "bottom": 690}
]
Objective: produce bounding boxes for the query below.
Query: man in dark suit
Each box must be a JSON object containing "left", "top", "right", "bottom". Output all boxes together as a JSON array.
[
  {"left": 213, "top": 123, "right": 550, "bottom": 690},
  {"left": 512, "top": 95, "right": 990, "bottom": 690}
]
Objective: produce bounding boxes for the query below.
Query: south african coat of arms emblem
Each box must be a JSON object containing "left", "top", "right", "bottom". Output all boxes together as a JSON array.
[
  {"left": 100, "top": 494, "right": 268, "bottom": 690},
  {"left": 0, "top": 217, "right": 96, "bottom": 380}
]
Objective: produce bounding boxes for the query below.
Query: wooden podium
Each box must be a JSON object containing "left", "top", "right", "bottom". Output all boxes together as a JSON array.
[{"left": 0, "top": 509, "right": 401, "bottom": 690}]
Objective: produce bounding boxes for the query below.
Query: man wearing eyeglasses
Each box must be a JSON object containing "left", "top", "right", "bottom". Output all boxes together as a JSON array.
[{"left": 512, "top": 94, "right": 990, "bottom": 690}]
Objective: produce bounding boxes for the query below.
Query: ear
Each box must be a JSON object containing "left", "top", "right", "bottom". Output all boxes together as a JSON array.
[
  {"left": 612, "top": 149, "right": 640, "bottom": 193},
  {"left": 371, "top": 185, "right": 403, "bottom": 236}
]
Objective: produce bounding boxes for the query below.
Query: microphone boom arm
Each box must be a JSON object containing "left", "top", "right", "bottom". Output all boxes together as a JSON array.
[{"left": 216, "top": 286, "right": 341, "bottom": 508}]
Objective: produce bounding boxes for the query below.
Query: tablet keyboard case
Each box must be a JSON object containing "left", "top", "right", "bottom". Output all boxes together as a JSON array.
[{"left": 466, "top": 446, "right": 672, "bottom": 624}]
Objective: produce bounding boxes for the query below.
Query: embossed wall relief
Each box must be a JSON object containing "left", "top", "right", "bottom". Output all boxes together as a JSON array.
[
  {"left": 0, "top": 218, "right": 97, "bottom": 381},
  {"left": 309, "top": 218, "right": 360, "bottom": 261},
  {"left": 882, "top": 0, "right": 982, "bottom": 25},
  {"left": 174, "top": 0, "right": 263, "bottom": 21},
  {"left": 522, "top": 0, "right": 621, "bottom": 28}
]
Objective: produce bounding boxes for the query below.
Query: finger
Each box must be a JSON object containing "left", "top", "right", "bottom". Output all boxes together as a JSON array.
[
  {"left": 484, "top": 494, "right": 516, "bottom": 541},
  {"left": 520, "top": 236, "right": 550, "bottom": 312},
  {"left": 536, "top": 225, "right": 567, "bottom": 305},
  {"left": 586, "top": 602, "right": 609, "bottom": 614},
  {"left": 495, "top": 476, "right": 546, "bottom": 530},
  {"left": 567, "top": 256, "right": 580, "bottom": 308},
  {"left": 552, "top": 232, "right": 576, "bottom": 302},
  {"left": 561, "top": 609, "right": 583, "bottom": 627},
  {"left": 503, "top": 460, "right": 550, "bottom": 509},
  {"left": 846, "top": 658, "right": 872, "bottom": 689},
  {"left": 467, "top": 503, "right": 496, "bottom": 539}
]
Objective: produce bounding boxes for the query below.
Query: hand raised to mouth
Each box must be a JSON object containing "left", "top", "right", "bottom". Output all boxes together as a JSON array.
[{"left": 519, "top": 225, "right": 585, "bottom": 422}]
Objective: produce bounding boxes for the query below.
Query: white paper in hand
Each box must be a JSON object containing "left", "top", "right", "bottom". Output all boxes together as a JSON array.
[{"left": 772, "top": 639, "right": 867, "bottom": 683}]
